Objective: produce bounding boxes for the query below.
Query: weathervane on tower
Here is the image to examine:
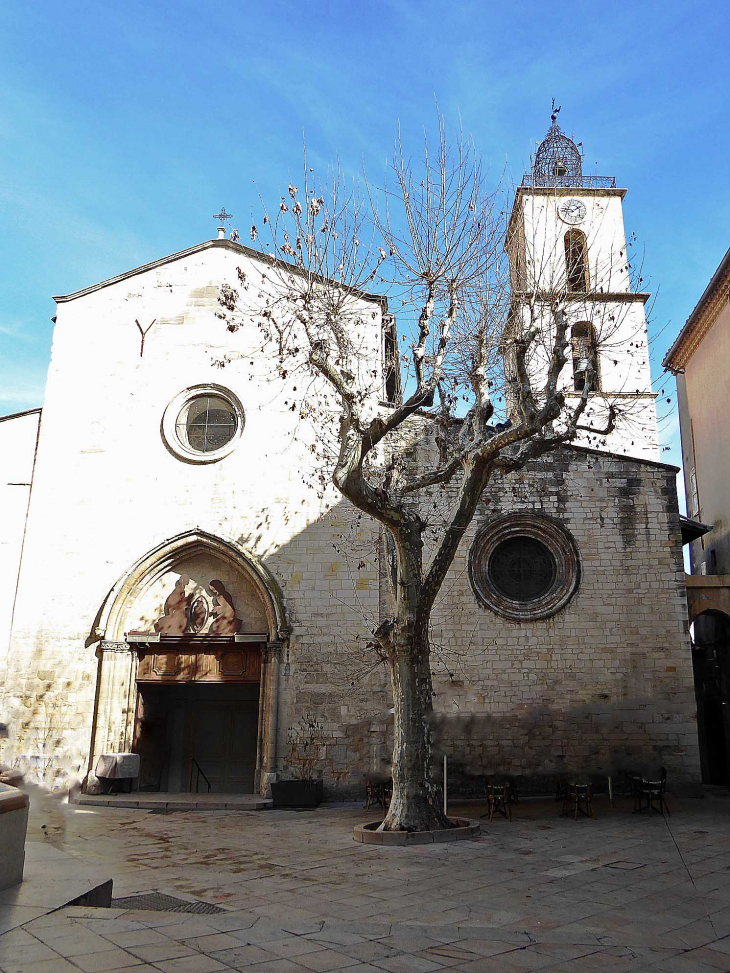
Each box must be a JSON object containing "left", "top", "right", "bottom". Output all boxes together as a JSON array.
[{"left": 551, "top": 98, "right": 562, "bottom": 125}]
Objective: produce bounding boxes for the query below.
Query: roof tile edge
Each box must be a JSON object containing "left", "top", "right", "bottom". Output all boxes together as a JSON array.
[{"left": 663, "top": 244, "right": 730, "bottom": 373}]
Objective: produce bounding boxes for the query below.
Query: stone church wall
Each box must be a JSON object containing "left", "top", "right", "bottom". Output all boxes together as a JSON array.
[
  {"left": 2, "top": 434, "right": 699, "bottom": 795},
  {"left": 274, "top": 447, "right": 699, "bottom": 798},
  {"left": 266, "top": 505, "right": 387, "bottom": 791},
  {"left": 428, "top": 448, "right": 699, "bottom": 792}
]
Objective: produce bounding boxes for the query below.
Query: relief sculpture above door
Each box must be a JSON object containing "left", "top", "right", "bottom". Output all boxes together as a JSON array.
[
  {"left": 153, "top": 576, "right": 244, "bottom": 636},
  {"left": 126, "top": 559, "right": 268, "bottom": 685}
]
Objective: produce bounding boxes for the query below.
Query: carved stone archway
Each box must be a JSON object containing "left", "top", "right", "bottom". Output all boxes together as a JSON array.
[{"left": 87, "top": 530, "right": 288, "bottom": 796}]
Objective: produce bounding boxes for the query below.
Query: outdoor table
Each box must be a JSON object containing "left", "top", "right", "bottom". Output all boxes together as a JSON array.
[{"left": 95, "top": 752, "right": 140, "bottom": 793}]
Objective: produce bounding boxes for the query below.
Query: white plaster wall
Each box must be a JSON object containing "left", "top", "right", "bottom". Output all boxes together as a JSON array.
[
  {"left": 0, "top": 410, "right": 40, "bottom": 660},
  {"left": 509, "top": 190, "right": 658, "bottom": 460},
  {"left": 3, "top": 241, "right": 384, "bottom": 784},
  {"left": 560, "top": 394, "right": 659, "bottom": 461},
  {"left": 521, "top": 192, "right": 632, "bottom": 294},
  {"left": 509, "top": 301, "right": 658, "bottom": 460}
]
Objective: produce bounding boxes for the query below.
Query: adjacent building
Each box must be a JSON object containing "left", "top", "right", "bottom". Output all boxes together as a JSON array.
[{"left": 664, "top": 246, "right": 730, "bottom": 785}]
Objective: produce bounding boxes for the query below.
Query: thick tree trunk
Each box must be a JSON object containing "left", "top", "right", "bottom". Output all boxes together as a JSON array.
[{"left": 379, "top": 627, "right": 453, "bottom": 832}]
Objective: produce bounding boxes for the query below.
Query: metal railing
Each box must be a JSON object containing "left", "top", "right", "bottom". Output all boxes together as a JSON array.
[
  {"left": 189, "top": 757, "right": 211, "bottom": 793},
  {"left": 521, "top": 174, "right": 617, "bottom": 189}
]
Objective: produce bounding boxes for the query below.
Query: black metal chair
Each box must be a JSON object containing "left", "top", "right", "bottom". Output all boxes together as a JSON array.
[
  {"left": 482, "top": 781, "right": 512, "bottom": 822},
  {"left": 633, "top": 768, "right": 670, "bottom": 816},
  {"left": 561, "top": 781, "right": 595, "bottom": 820},
  {"left": 364, "top": 776, "right": 392, "bottom": 811}
]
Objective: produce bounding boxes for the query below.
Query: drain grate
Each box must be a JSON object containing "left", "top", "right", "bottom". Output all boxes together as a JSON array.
[{"left": 111, "top": 892, "right": 226, "bottom": 914}]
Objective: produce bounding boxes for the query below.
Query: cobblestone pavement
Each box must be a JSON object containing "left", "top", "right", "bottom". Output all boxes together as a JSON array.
[{"left": 4, "top": 795, "right": 730, "bottom": 972}]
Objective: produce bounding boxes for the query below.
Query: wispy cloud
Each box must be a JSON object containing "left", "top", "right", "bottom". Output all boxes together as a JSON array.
[{"left": 0, "top": 320, "right": 34, "bottom": 342}]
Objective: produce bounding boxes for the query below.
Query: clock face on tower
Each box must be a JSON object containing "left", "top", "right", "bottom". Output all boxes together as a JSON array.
[{"left": 558, "top": 198, "right": 587, "bottom": 225}]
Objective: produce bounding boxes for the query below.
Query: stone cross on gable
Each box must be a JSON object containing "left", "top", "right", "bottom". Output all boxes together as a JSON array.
[{"left": 214, "top": 207, "right": 239, "bottom": 241}]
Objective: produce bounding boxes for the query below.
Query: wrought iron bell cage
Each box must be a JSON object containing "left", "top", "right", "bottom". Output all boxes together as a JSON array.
[{"left": 532, "top": 122, "right": 584, "bottom": 187}]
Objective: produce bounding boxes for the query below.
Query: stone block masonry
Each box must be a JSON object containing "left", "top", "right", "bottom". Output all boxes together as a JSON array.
[{"left": 268, "top": 445, "right": 699, "bottom": 798}]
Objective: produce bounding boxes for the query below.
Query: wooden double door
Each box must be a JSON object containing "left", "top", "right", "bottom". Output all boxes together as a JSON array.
[{"left": 134, "top": 683, "right": 259, "bottom": 793}]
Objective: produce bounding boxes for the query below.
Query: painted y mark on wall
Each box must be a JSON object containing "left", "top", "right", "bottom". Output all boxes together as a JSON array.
[{"left": 135, "top": 318, "right": 157, "bottom": 357}]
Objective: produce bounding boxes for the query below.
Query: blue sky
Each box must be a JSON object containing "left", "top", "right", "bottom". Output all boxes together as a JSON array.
[{"left": 1, "top": 0, "right": 728, "bottom": 488}]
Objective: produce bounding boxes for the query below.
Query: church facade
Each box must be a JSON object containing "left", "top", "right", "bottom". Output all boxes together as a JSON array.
[{"left": 0, "top": 118, "right": 701, "bottom": 797}]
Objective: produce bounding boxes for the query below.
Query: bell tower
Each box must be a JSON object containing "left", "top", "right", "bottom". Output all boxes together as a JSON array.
[{"left": 506, "top": 106, "right": 659, "bottom": 461}]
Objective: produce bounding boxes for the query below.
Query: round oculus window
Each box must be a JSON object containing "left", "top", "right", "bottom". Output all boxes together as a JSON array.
[
  {"left": 469, "top": 514, "right": 580, "bottom": 621},
  {"left": 488, "top": 536, "right": 557, "bottom": 603},
  {"left": 177, "top": 395, "right": 238, "bottom": 453},
  {"left": 162, "top": 385, "right": 244, "bottom": 463}
]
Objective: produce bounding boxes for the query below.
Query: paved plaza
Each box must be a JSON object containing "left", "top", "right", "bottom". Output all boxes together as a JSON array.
[{"left": 3, "top": 794, "right": 730, "bottom": 972}]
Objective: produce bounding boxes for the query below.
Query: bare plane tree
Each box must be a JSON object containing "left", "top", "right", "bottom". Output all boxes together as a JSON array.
[{"left": 220, "top": 118, "right": 643, "bottom": 832}]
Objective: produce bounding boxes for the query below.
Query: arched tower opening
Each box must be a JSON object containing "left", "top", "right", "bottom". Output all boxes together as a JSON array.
[
  {"left": 571, "top": 322, "right": 600, "bottom": 392},
  {"left": 564, "top": 229, "right": 590, "bottom": 293}
]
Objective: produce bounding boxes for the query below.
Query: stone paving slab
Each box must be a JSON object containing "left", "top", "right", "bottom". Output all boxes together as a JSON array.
[
  {"left": 0, "top": 841, "right": 112, "bottom": 937},
  {"left": 4, "top": 797, "right": 730, "bottom": 971}
]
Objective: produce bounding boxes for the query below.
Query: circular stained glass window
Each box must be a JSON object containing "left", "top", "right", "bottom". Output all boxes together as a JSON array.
[
  {"left": 488, "top": 536, "right": 557, "bottom": 603},
  {"left": 469, "top": 514, "right": 580, "bottom": 621},
  {"left": 162, "top": 385, "right": 244, "bottom": 464},
  {"left": 177, "top": 395, "right": 238, "bottom": 453}
]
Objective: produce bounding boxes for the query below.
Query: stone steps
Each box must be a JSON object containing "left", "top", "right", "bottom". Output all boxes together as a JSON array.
[{"left": 74, "top": 791, "right": 272, "bottom": 811}]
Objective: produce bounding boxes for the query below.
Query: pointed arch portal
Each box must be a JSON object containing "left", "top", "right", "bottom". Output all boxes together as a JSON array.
[{"left": 87, "top": 531, "right": 287, "bottom": 796}]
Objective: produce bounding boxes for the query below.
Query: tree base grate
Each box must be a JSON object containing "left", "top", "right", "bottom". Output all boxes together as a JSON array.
[{"left": 111, "top": 892, "right": 226, "bottom": 914}]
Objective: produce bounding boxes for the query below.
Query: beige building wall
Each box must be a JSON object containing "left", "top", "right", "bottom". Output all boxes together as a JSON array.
[
  {"left": 679, "top": 299, "right": 730, "bottom": 573},
  {"left": 664, "top": 248, "right": 730, "bottom": 787},
  {"left": 0, "top": 409, "right": 40, "bottom": 660}
]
